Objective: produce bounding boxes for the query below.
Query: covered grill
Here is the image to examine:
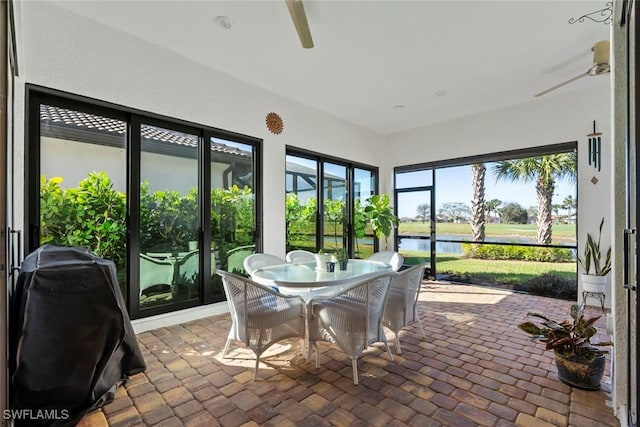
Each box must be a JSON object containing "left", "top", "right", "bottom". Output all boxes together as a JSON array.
[{"left": 9, "top": 245, "right": 146, "bottom": 426}]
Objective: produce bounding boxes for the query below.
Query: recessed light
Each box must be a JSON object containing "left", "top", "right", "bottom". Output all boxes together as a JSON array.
[
  {"left": 434, "top": 90, "right": 447, "bottom": 97},
  {"left": 393, "top": 105, "right": 404, "bottom": 110},
  {"left": 215, "top": 16, "right": 233, "bottom": 30}
]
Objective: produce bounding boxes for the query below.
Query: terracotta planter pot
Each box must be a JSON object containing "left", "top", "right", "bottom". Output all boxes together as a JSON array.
[{"left": 554, "top": 350, "right": 605, "bottom": 390}]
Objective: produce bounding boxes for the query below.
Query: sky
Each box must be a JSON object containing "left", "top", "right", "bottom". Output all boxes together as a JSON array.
[{"left": 397, "top": 163, "right": 576, "bottom": 219}]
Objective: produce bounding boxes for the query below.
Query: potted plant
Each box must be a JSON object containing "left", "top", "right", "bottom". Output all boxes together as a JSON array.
[
  {"left": 364, "top": 194, "right": 399, "bottom": 249},
  {"left": 336, "top": 248, "right": 349, "bottom": 270},
  {"left": 518, "top": 303, "right": 612, "bottom": 390},
  {"left": 315, "top": 248, "right": 333, "bottom": 271},
  {"left": 577, "top": 217, "right": 611, "bottom": 294}
]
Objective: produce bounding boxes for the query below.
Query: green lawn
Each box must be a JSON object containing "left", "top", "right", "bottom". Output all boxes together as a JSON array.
[
  {"left": 398, "top": 222, "right": 576, "bottom": 243},
  {"left": 402, "top": 251, "right": 576, "bottom": 284}
]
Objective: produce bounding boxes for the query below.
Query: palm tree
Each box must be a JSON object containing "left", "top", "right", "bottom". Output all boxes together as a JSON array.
[
  {"left": 484, "top": 198, "right": 502, "bottom": 224},
  {"left": 470, "top": 163, "right": 486, "bottom": 241},
  {"left": 563, "top": 195, "right": 576, "bottom": 223},
  {"left": 492, "top": 153, "right": 576, "bottom": 244}
]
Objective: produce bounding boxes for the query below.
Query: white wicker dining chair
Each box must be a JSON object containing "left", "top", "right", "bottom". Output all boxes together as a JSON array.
[
  {"left": 139, "top": 253, "right": 174, "bottom": 297},
  {"left": 382, "top": 263, "right": 428, "bottom": 354},
  {"left": 285, "top": 249, "right": 316, "bottom": 263},
  {"left": 243, "top": 253, "right": 286, "bottom": 276},
  {"left": 216, "top": 270, "right": 305, "bottom": 380},
  {"left": 308, "top": 272, "right": 393, "bottom": 385},
  {"left": 366, "top": 251, "right": 404, "bottom": 271}
]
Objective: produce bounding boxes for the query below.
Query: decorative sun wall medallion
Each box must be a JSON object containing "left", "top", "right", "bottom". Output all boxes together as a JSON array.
[{"left": 266, "top": 112, "right": 284, "bottom": 134}]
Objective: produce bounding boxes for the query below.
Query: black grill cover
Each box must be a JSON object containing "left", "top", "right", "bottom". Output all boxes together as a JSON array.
[{"left": 9, "top": 245, "right": 146, "bottom": 426}]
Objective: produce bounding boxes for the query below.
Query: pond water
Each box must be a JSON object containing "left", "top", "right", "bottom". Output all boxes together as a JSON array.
[
  {"left": 331, "top": 234, "right": 575, "bottom": 256},
  {"left": 398, "top": 234, "right": 575, "bottom": 255}
]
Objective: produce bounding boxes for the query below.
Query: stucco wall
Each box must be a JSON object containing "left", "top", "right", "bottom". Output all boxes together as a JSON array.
[
  {"left": 611, "top": 2, "right": 631, "bottom": 419},
  {"left": 13, "top": 4, "right": 623, "bottom": 417},
  {"left": 16, "top": 1, "right": 387, "bottom": 259},
  {"left": 16, "top": 3, "right": 615, "bottom": 297},
  {"left": 41, "top": 136, "right": 236, "bottom": 194},
  {"left": 18, "top": 2, "right": 613, "bottom": 267},
  {"left": 7, "top": 1, "right": 624, "bottom": 422},
  {"left": 383, "top": 84, "right": 612, "bottom": 305}
]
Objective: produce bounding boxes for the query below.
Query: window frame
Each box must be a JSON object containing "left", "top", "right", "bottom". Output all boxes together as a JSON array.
[
  {"left": 26, "top": 85, "right": 263, "bottom": 319},
  {"left": 286, "top": 146, "right": 379, "bottom": 257},
  {"left": 394, "top": 141, "right": 578, "bottom": 278}
]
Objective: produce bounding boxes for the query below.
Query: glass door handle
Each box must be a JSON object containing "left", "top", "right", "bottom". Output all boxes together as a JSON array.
[{"left": 624, "top": 228, "right": 636, "bottom": 291}]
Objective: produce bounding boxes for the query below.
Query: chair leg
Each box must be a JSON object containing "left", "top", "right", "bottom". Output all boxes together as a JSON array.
[
  {"left": 300, "top": 338, "right": 306, "bottom": 357},
  {"left": 351, "top": 357, "right": 359, "bottom": 385},
  {"left": 222, "top": 337, "right": 232, "bottom": 358},
  {"left": 253, "top": 355, "right": 260, "bottom": 381},
  {"left": 385, "top": 341, "right": 394, "bottom": 362},
  {"left": 416, "top": 309, "right": 426, "bottom": 338},
  {"left": 314, "top": 342, "right": 320, "bottom": 369},
  {"left": 395, "top": 334, "right": 402, "bottom": 355}
]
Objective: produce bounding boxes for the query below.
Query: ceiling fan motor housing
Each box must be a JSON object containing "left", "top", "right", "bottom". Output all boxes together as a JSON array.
[{"left": 589, "top": 40, "right": 610, "bottom": 75}]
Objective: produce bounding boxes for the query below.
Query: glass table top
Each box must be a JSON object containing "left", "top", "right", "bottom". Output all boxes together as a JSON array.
[{"left": 250, "top": 259, "right": 392, "bottom": 288}]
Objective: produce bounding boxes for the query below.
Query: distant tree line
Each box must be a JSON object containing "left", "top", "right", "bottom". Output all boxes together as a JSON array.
[{"left": 407, "top": 153, "right": 577, "bottom": 246}]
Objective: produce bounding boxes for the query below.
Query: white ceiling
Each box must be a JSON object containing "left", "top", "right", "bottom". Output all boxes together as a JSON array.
[{"left": 49, "top": 0, "right": 612, "bottom": 135}]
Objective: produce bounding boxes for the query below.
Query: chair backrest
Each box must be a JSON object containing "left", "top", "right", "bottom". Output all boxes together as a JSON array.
[
  {"left": 313, "top": 272, "right": 393, "bottom": 352},
  {"left": 217, "top": 270, "right": 252, "bottom": 340},
  {"left": 362, "top": 274, "right": 394, "bottom": 342},
  {"left": 390, "top": 263, "right": 427, "bottom": 313},
  {"left": 216, "top": 269, "right": 303, "bottom": 344},
  {"left": 139, "top": 253, "right": 174, "bottom": 295},
  {"left": 285, "top": 250, "right": 316, "bottom": 263},
  {"left": 175, "top": 251, "right": 199, "bottom": 282},
  {"left": 367, "top": 251, "right": 404, "bottom": 271},
  {"left": 226, "top": 245, "right": 255, "bottom": 275},
  {"left": 243, "top": 253, "right": 286, "bottom": 276}
]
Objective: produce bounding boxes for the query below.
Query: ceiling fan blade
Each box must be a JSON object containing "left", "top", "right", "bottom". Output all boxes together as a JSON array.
[
  {"left": 286, "top": 0, "right": 314, "bottom": 48},
  {"left": 534, "top": 72, "right": 588, "bottom": 98}
]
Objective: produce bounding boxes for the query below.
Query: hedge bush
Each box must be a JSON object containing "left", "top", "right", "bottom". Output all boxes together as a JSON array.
[
  {"left": 513, "top": 273, "right": 577, "bottom": 300},
  {"left": 40, "top": 173, "right": 255, "bottom": 275},
  {"left": 461, "top": 242, "right": 574, "bottom": 263}
]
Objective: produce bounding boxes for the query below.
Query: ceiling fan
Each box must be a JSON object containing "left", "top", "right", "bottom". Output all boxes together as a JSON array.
[
  {"left": 534, "top": 40, "right": 610, "bottom": 97},
  {"left": 286, "top": 0, "right": 314, "bottom": 48}
]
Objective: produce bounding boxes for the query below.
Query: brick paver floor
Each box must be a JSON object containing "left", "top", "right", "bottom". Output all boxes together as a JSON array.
[{"left": 78, "top": 282, "right": 620, "bottom": 426}]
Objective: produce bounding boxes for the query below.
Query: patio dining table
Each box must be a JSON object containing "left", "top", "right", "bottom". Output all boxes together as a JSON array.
[
  {"left": 249, "top": 259, "right": 393, "bottom": 359},
  {"left": 250, "top": 258, "right": 392, "bottom": 294}
]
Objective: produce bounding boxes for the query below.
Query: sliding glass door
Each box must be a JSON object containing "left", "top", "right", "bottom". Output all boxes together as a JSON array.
[
  {"left": 28, "top": 89, "right": 261, "bottom": 319},
  {"left": 138, "top": 123, "right": 200, "bottom": 309},
  {"left": 353, "top": 168, "right": 376, "bottom": 258},
  {"left": 395, "top": 169, "right": 434, "bottom": 275},
  {"left": 210, "top": 137, "right": 258, "bottom": 295},
  {"left": 286, "top": 149, "right": 377, "bottom": 258},
  {"left": 323, "top": 162, "right": 348, "bottom": 252},
  {"left": 39, "top": 103, "right": 128, "bottom": 297}
]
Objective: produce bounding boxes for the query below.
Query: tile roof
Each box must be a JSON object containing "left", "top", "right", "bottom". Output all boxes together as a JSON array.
[{"left": 40, "top": 104, "right": 251, "bottom": 158}]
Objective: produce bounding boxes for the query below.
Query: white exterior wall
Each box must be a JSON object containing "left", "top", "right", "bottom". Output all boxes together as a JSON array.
[
  {"left": 382, "top": 82, "right": 618, "bottom": 411},
  {"left": 611, "top": 2, "right": 631, "bottom": 420},
  {"left": 16, "top": 1, "right": 387, "bottom": 262},
  {"left": 383, "top": 84, "right": 612, "bottom": 305},
  {"left": 41, "top": 137, "right": 241, "bottom": 194},
  {"left": 41, "top": 137, "right": 128, "bottom": 191},
  {"left": 21, "top": 2, "right": 612, "bottom": 271},
  {"left": 13, "top": 4, "right": 624, "bottom": 418}
]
